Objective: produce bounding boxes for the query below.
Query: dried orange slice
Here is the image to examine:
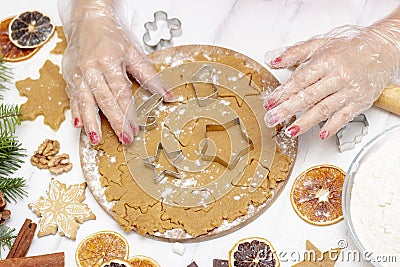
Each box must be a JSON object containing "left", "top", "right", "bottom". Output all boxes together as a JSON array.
[
  {"left": 0, "top": 17, "right": 39, "bottom": 62},
  {"left": 228, "top": 237, "right": 280, "bottom": 267},
  {"left": 290, "top": 164, "right": 345, "bottom": 226},
  {"left": 101, "top": 259, "right": 132, "bottom": 267},
  {"left": 9, "top": 11, "right": 55, "bottom": 49},
  {"left": 75, "top": 231, "right": 129, "bottom": 267},
  {"left": 127, "top": 255, "right": 160, "bottom": 267}
]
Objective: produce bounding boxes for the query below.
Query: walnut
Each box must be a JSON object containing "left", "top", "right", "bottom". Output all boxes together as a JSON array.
[
  {"left": 31, "top": 139, "right": 72, "bottom": 175},
  {"left": 48, "top": 154, "right": 73, "bottom": 175},
  {"left": 36, "top": 139, "right": 60, "bottom": 156},
  {"left": 30, "top": 154, "right": 51, "bottom": 169},
  {"left": 0, "top": 191, "right": 10, "bottom": 225}
]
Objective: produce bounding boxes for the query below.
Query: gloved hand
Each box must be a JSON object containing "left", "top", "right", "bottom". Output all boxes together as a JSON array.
[
  {"left": 264, "top": 9, "right": 400, "bottom": 140},
  {"left": 59, "top": 0, "right": 174, "bottom": 145}
]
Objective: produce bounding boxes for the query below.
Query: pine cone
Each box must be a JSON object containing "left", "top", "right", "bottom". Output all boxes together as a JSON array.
[{"left": 0, "top": 191, "right": 11, "bottom": 225}]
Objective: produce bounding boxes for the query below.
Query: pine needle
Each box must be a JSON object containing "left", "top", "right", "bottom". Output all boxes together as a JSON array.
[
  {"left": 0, "top": 104, "right": 21, "bottom": 135},
  {"left": 0, "top": 225, "right": 16, "bottom": 259},
  {"left": 0, "top": 135, "right": 26, "bottom": 177},
  {"left": 0, "top": 58, "right": 13, "bottom": 100},
  {"left": 0, "top": 177, "right": 27, "bottom": 202}
]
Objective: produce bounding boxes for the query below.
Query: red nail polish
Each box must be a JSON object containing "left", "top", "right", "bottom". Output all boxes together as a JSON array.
[
  {"left": 264, "top": 98, "right": 276, "bottom": 110},
  {"left": 320, "top": 130, "right": 329, "bottom": 140},
  {"left": 89, "top": 132, "right": 100, "bottom": 144},
  {"left": 120, "top": 132, "right": 132, "bottom": 145},
  {"left": 286, "top": 125, "right": 300, "bottom": 137},
  {"left": 271, "top": 57, "right": 282, "bottom": 65},
  {"left": 73, "top": 117, "right": 80, "bottom": 127}
]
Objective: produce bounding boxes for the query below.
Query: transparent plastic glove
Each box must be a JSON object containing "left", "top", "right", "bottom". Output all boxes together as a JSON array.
[
  {"left": 264, "top": 13, "right": 400, "bottom": 140},
  {"left": 59, "top": 0, "right": 173, "bottom": 145}
]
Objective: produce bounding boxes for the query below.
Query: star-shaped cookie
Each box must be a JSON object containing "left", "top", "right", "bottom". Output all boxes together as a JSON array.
[
  {"left": 16, "top": 60, "right": 69, "bottom": 130},
  {"left": 28, "top": 178, "right": 96, "bottom": 240},
  {"left": 292, "top": 240, "right": 341, "bottom": 267}
]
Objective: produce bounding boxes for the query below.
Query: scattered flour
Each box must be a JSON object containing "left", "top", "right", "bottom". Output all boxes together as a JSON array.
[{"left": 350, "top": 136, "right": 400, "bottom": 266}]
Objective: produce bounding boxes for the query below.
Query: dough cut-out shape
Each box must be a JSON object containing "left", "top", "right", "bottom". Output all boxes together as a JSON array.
[
  {"left": 16, "top": 60, "right": 69, "bottom": 130},
  {"left": 201, "top": 117, "right": 254, "bottom": 170},
  {"left": 28, "top": 178, "right": 96, "bottom": 240}
]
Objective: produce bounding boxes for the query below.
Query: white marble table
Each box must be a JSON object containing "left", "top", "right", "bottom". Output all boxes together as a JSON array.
[{"left": 3, "top": 1, "right": 400, "bottom": 266}]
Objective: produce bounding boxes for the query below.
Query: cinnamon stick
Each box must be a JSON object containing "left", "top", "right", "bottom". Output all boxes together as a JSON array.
[
  {"left": 7, "top": 219, "right": 37, "bottom": 258},
  {"left": 0, "top": 252, "right": 64, "bottom": 267}
]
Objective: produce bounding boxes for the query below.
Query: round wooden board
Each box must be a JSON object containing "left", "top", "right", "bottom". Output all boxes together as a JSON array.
[{"left": 79, "top": 45, "right": 298, "bottom": 242}]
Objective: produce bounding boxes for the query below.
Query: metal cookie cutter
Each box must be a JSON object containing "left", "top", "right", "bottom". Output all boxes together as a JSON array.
[
  {"left": 136, "top": 93, "right": 163, "bottom": 131},
  {"left": 191, "top": 64, "right": 219, "bottom": 107},
  {"left": 319, "top": 113, "right": 369, "bottom": 153},
  {"left": 143, "top": 11, "right": 182, "bottom": 53},
  {"left": 200, "top": 117, "right": 254, "bottom": 170},
  {"left": 336, "top": 114, "right": 369, "bottom": 153},
  {"left": 143, "top": 142, "right": 184, "bottom": 183}
]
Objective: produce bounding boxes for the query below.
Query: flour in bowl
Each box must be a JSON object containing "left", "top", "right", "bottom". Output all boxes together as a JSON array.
[{"left": 350, "top": 136, "right": 400, "bottom": 266}]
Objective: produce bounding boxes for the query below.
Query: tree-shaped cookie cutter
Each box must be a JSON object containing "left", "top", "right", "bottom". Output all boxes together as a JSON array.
[
  {"left": 143, "top": 142, "right": 184, "bottom": 183},
  {"left": 143, "top": 11, "right": 182, "bottom": 52},
  {"left": 335, "top": 113, "right": 369, "bottom": 153},
  {"left": 200, "top": 117, "right": 254, "bottom": 170},
  {"left": 190, "top": 64, "right": 219, "bottom": 107}
]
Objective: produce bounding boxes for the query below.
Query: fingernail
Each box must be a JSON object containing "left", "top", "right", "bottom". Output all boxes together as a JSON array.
[
  {"left": 120, "top": 132, "right": 132, "bottom": 145},
  {"left": 285, "top": 125, "right": 300, "bottom": 137},
  {"left": 89, "top": 131, "right": 100, "bottom": 144},
  {"left": 163, "top": 88, "right": 175, "bottom": 102},
  {"left": 264, "top": 111, "right": 281, "bottom": 127},
  {"left": 320, "top": 129, "right": 329, "bottom": 140},
  {"left": 264, "top": 98, "right": 276, "bottom": 110},
  {"left": 270, "top": 57, "right": 282, "bottom": 66},
  {"left": 73, "top": 117, "right": 81, "bottom": 127}
]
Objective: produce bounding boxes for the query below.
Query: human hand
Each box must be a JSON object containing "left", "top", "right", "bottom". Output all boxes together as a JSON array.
[
  {"left": 60, "top": 0, "right": 173, "bottom": 145},
  {"left": 264, "top": 19, "right": 400, "bottom": 140}
]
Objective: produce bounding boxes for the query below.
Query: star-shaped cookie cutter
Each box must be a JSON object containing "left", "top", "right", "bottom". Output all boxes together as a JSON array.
[
  {"left": 200, "top": 117, "right": 254, "bottom": 170},
  {"left": 191, "top": 64, "right": 219, "bottom": 107},
  {"left": 136, "top": 93, "right": 163, "bottom": 131},
  {"left": 143, "top": 11, "right": 182, "bottom": 52},
  {"left": 143, "top": 142, "right": 184, "bottom": 183}
]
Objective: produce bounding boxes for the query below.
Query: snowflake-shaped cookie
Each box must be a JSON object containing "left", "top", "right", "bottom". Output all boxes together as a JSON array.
[{"left": 28, "top": 178, "right": 96, "bottom": 240}]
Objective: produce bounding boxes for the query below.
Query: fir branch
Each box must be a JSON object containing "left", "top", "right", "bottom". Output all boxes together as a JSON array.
[
  {"left": 0, "top": 225, "right": 16, "bottom": 259},
  {"left": 0, "top": 104, "right": 21, "bottom": 135},
  {"left": 0, "top": 135, "right": 26, "bottom": 177},
  {"left": 0, "top": 58, "right": 13, "bottom": 99},
  {"left": 0, "top": 177, "right": 27, "bottom": 202}
]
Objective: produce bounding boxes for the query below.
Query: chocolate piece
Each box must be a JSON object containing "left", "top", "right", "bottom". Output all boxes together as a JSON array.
[
  {"left": 213, "top": 259, "right": 229, "bottom": 267},
  {"left": 187, "top": 261, "right": 198, "bottom": 267}
]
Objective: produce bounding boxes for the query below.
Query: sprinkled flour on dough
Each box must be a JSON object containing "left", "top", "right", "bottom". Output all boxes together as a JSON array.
[{"left": 351, "top": 136, "right": 400, "bottom": 266}]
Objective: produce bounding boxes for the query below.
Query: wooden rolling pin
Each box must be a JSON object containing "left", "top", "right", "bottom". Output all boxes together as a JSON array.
[{"left": 374, "top": 84, "right": 400, "bottom": 116}]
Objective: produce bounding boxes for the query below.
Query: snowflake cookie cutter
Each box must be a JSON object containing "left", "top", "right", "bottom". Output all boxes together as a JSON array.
[
  {"left": 200, "top": 117, "right": 254, "bottom": 170},
  {"left": 335, "top": 113, "right": 369, "bottom": 153},
  {"left": 143, "top": 11, "right": 182, "bottom": 52},
  {"left": 191, "top": 64, "right": 219, "bottom": 107},
  {"left": 136, "top": 93, "right": 163, "bottom": 131},
  {"left": 143, "top": 142, "right": 184, "bottom": 183}
]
